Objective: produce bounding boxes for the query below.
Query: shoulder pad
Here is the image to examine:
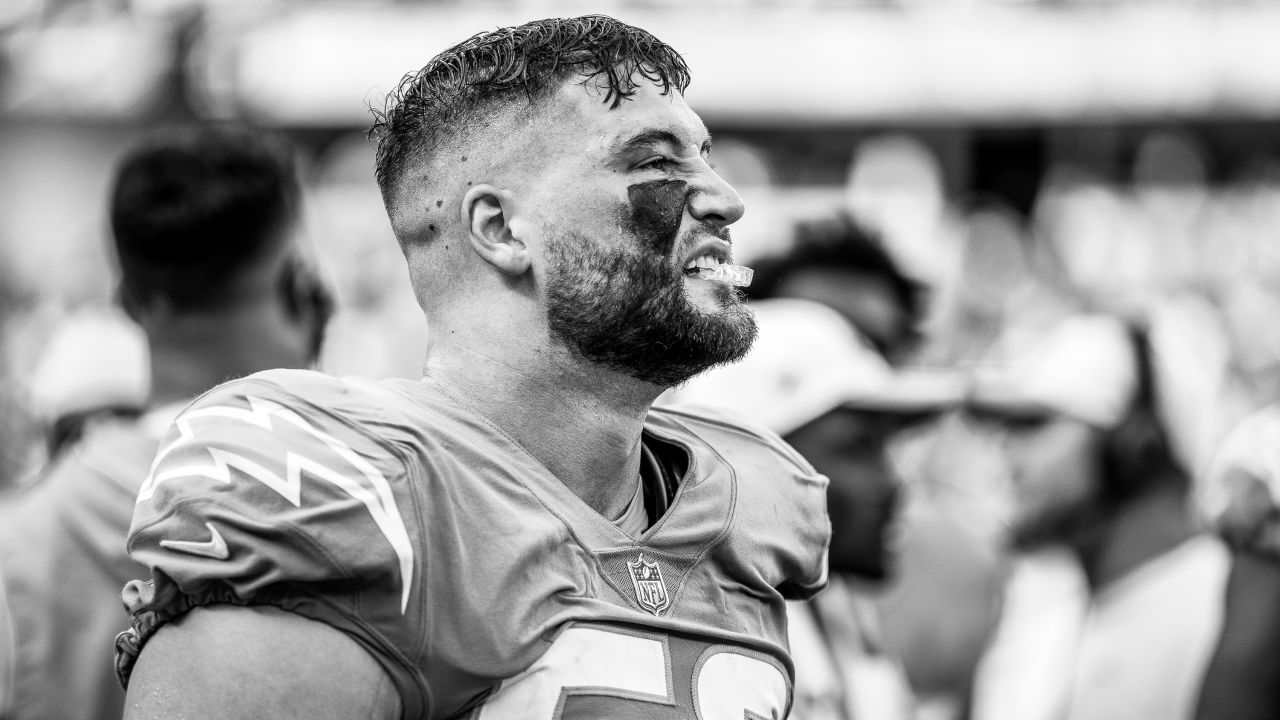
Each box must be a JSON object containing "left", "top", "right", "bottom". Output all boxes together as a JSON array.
[{"left": 129, "top": 369, "right": 416, "bottom": 612}]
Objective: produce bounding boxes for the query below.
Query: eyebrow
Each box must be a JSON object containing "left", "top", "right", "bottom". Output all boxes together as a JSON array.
[{"left": 614, "top": 129, "right": 712, "bottom": 156}]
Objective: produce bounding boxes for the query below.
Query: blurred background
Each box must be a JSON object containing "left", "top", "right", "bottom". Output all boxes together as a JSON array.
[
  {"left": 6, "top": 2, "right": 1280, "bottom": 717},
  {"left": 4, "top": 0, "right": 1280, "bottom": 520}
]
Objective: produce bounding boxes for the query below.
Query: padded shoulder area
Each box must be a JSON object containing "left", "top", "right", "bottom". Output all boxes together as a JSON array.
[{"left": 649, "top": 402, "right": 818, "bottom": 477}]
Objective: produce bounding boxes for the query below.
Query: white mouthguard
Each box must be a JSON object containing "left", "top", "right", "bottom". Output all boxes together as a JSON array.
[{"left": 696, "top": 263, "right": 754, "bottom": 287}]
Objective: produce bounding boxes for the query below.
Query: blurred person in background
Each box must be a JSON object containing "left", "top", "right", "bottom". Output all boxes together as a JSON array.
[
  {"left": 748, "top": 211, "right": 928, "bottom": 364},
  {"left": 844, "top": 134, "right": 958, "bottom": 295},
  {"left": 26, "top": 306, "right": 150, "bottom": 458},
  {"left": 0, "top": 272, "right": 42, "bottom": 495},
  {"left": 1192, "top": 404, "right": 1280, "bottom": 719},
  {"left": 939, "top": 197, "right": 1079, "bottom": 367},
  {"left": 306, "top": 131, "right": 429, "bottom": 380},
  {"left": 0, "top": 123, "right": 332, "bottom": 720},
  {"left": 113, "top": 16, "right": 828, "bottom": 720},
  {"left": 1202, "top": 405, "right": 1280, "bottom": 558},
  {"left": 667, "top": 297, "right": 964, "bottom": 720},
  {"left": 966, "top": 313, "right": 1280, "bottom": 720},
  {"left": 751, "top": 211, "right": 1006, "bottom": 719}
]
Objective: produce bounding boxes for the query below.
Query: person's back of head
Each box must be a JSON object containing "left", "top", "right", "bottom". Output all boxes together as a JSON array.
[
  {"left": 110, "top": 124, "right": 303, "bottom": 315},
  {"left": 107, "top": 124, "right": 332, "bottom": 407},
  {"left": 748, "top": 211, "right": 928, "bottom": 361}
]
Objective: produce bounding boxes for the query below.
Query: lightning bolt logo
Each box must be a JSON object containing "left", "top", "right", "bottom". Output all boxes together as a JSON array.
[{"left": 138, "top": 395, "right": 415, "bottom": 613}]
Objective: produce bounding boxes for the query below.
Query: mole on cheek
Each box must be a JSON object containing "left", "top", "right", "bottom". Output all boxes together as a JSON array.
[{"left": 625, "top": 180, "right": 688, "bottom": 256}]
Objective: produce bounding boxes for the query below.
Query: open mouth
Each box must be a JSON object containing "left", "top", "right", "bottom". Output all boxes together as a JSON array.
[
  {"left": 683, "top": 254, "right": 723, "bottom": 276},
  {"left": 682, "top": 255, "right": 754, "bottom": 287}
]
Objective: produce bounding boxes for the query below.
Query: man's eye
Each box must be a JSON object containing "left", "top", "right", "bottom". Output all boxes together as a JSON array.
[{"left": 637, "top": 156, "right": 673, "bottom": 170}]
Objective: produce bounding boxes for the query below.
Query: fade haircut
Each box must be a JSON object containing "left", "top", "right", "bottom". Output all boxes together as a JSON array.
[
  {"left": 369, "top": 15, "right": 690, "bottom": 223},
  {"left": 109, "top": 124, "right": 300, "bottom": 312}
]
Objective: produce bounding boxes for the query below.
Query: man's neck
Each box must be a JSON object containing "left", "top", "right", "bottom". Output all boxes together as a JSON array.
[
  {"left": 1075, "top": 486, "right": 1198, "bottom": 592},
  {"left": 142, "top": 303, "right": 312, "bottom": 407},
  {"left": 425, "top": 335, "right": 660, "bottom": 520}
]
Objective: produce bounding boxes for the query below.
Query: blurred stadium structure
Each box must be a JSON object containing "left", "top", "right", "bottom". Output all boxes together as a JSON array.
[{"left": 3, "top": 0, "right": 1280, "bottom": 490}]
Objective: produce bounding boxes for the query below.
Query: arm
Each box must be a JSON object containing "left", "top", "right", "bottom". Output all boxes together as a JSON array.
[{"left": 123, "top": 605, "right": 401, "bottom": 720}]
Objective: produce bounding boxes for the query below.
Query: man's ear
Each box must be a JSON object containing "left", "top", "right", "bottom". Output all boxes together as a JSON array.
[{"left": 461, "top": 184, "right": 530, "bottom": 276}]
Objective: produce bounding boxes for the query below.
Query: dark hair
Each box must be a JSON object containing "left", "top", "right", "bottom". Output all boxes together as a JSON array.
[
  {"left": 369, "top": 15, "right": 690, "bottom": 208},
  {"left": 1098, "top": 322, "right": 1189, "bottom": 501},
  {"left": 109, "top": 124, "right": 300, "bottom": 312},
  {"left": 748, "top": 211, "right": 927, "bottom": 336}
]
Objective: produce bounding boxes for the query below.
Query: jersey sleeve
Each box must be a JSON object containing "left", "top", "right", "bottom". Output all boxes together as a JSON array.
[{"left": 114, "top": 370, "right": 425, "bottom": 714}]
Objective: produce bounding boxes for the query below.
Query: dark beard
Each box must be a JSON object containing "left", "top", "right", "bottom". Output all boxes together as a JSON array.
[{"left": 544, "top": 229, "right": 757, "bottom": 387}]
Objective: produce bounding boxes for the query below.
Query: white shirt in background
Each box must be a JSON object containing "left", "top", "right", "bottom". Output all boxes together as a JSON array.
[{"left": 972, "top": 536, "right": 1231, "bottom": 720}]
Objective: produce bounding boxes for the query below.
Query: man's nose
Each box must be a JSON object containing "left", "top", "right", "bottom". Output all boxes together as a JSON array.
[{"left": 685, "top": 161, "right": 746, "bottom": 227}]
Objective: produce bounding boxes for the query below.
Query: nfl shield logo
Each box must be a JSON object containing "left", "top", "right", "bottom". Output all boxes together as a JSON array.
[{"left": 627, "top": 553, "right": 670, "bottom": 616}]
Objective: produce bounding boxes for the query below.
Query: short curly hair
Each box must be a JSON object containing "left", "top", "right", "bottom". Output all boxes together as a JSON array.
[{"left": 369, "top": 15, "right": 690, "bottom": 211}]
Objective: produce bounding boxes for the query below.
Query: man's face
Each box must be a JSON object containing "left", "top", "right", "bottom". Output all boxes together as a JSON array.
[
  {"left": 524, "top": 77, "right": 756, "bottom": 387},
  {"left": 786, "top": 408, "right": 909, "bottom": 580},
  {"left": 987, "top": 413, "right": 1106, "bottom": 550}
]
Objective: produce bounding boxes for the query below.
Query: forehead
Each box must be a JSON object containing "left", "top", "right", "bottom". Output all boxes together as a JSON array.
[{"left": 542, "top": 74, "right": 710, "bottom": 154}]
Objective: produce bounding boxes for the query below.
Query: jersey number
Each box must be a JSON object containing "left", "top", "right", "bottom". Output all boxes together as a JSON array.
[{"left": 476, "top": 625, "right": 789, "bottom": 720}]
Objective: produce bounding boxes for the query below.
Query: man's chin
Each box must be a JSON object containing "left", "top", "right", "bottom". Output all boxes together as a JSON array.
[{"left": 683, "top": 273, "right": 746, "bottom": 308}]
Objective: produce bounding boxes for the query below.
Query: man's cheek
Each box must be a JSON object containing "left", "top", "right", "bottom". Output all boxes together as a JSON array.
[{"left": 624, "top": 180, "right": 687, "bottom": 256}]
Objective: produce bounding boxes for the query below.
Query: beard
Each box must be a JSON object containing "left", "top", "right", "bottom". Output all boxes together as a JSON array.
[{"left": 544, "top": 228, "right": 757, "bottom": 388}]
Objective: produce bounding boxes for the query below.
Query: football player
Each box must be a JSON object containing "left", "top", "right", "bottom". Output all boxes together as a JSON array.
[
  {"left": 0, "top": 124, "right": 330, "bottom": 720},
  {"left": 115, "top": 16, "right": 829, "bottom": 720}
]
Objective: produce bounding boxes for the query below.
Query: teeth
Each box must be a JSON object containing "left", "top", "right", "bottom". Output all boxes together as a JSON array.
[
  {"left": 683, "top": 255, "right": 722, "bottom": 271},
  {"left": 681, "top": 253, "right": 752, "bottom": 286}
]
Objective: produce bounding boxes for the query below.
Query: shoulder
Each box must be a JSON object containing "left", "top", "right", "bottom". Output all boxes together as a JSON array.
[
  {"left": 121, "top": 372, "right": 426, "bottom": 710},
  {"left": 649, "top": 403, "right": 830, "bottom": 600},
  {"left": 143, "top": 369, "right": 414, "bottom": 493},
  {"left": 128, "top": 367, "right": 421, "bottom": 616},
  {"left": 190, "top": 368, "right": 393, "bottom": 419},
  {"left": 649, "top": 402, "right": 819, "bottom": 478}
]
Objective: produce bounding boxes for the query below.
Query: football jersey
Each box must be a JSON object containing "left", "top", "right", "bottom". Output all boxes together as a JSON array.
[{"left": 116, "top": 369, "right": 830, "bottom": 719}]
